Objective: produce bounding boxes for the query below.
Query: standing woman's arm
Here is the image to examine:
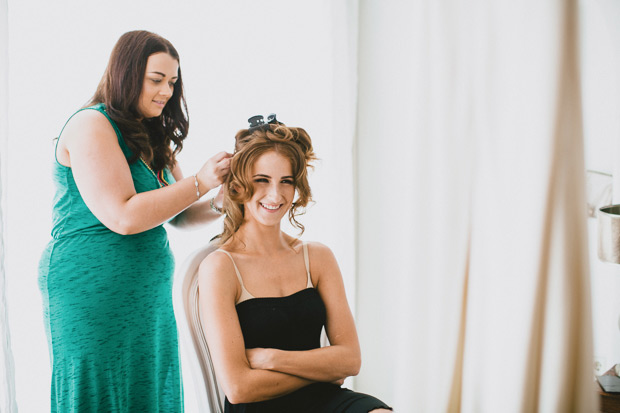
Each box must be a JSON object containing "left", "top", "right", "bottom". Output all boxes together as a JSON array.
[
  {"left": 58, "top": 109, "right": 230, "bottom": 235},
  {"left": 167, "top": 163, "right": 226, "bottom": 229}
]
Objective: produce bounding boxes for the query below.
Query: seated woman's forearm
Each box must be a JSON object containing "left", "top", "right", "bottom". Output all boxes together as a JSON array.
[
  {"left": 247, "top": 345, "right": 361, "bottom": 383},
  {"left": 224, "top": 367, "right": 313, "bottom": 404}
]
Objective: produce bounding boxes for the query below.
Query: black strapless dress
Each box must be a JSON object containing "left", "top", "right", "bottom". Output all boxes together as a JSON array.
[{"left": 224, "top": 288, "right": 392, "bottom": 413}]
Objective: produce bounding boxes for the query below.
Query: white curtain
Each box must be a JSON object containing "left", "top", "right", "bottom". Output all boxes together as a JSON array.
[
  {"left": 355, "top": 1, "right": 596, "bottom": 411},
  {"left": 1, "top": 0, "right": 17, "bottom": 411}
]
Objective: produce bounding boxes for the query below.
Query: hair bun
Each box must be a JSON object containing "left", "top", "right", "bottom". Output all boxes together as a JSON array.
[
  {"left": 234, "top": 124, "right": 316, "bottom": 165},
  {"left": 270, "top": 125, "right": 316, "bottom": 164}
]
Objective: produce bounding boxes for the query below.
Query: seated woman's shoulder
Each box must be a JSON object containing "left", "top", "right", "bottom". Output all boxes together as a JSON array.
[
  {"left": 304, "top": 240, "right": 330, "bottom": 252},
  {"left": 198, "top": 250, "right": 239, "bottom": 298},
  {"left": 304, "top": 241, "right": 337, "bottom": 262},
  {"left": 199, "top": 249, "right": 234, "bottom": 277}
]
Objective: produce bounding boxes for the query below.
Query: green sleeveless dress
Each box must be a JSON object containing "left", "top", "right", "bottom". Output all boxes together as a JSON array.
[{"left": 38, "top": 104, "right": 183, "bottom": 412}]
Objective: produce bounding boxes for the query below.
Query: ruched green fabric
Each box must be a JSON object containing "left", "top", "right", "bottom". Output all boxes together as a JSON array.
[{"left": 38, "top": 104, "right": 183, "bottom": 412}]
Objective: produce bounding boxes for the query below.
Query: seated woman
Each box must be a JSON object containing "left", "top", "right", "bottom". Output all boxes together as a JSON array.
[{"left": 198, "top": 115, "right": 392, "bottom": 413}]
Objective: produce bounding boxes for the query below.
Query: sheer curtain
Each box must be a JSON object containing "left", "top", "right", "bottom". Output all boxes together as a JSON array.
[
  {"left": 355, "top": 0, "right": 596, "bottom": 411},
  {"left": 1, "top": 0, "right": 17, "bottom": 411}
]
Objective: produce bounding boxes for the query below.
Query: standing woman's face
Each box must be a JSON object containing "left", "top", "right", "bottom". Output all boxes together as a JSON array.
[{"left": 137, "top": 52, "right": 179, "bottom": 119}]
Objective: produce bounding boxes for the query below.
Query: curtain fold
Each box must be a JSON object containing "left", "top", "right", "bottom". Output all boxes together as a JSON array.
[
  {"left": 356, "top": 0, "right": 596, "bottom": 411},
  {"left": 325, "top": 0, "right": 359, "bottom": 317},
  {"left": 1, "top": 0, "right": 17, "bottom": 411}
]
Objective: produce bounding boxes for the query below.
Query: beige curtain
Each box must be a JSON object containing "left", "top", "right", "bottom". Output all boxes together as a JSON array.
[
  {"left": 0, "top": 0, "right": 17, "bottom": 411},
  {"left": 355, "top": 0, "right": 596, "bottom": 411}
]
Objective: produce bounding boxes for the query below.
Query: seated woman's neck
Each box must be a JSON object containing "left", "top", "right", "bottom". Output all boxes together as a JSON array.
[{"left": 230, "top": 224, "right": 295, "bottom": 253}]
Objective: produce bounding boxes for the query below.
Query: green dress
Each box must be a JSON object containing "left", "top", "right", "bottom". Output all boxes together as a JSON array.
[{"left": 38, "top": 104, "right": 183, "bottom": 412}]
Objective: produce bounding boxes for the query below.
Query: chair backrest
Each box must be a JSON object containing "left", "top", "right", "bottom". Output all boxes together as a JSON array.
[{"left": 175, "top": 242, "right": 225, "bottom": 413}]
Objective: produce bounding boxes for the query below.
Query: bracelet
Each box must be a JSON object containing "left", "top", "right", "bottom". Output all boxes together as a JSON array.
[
  {"left": 192, "top": 174, "right": 200, "bottom": 200},
  {"left": 210, "top": 197, "right": 223, "bottom": 215}
]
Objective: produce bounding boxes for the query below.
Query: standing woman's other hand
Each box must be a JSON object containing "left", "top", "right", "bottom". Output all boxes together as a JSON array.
[
  {"left": 196, "top": 151, "right": 232, "bottom": 193},
  {"left": 213, "top": 186, "right": 225, "bottom": 211}
]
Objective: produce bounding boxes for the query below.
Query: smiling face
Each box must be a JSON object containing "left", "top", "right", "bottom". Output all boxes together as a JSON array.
[
  {"left": 137, "top": 52, "right": 179, "bottom": 119},
  {"left": 243, "top": 150, "right": 296, "bottom": 228}
]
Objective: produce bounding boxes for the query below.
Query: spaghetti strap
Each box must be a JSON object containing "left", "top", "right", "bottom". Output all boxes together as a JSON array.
[
  {"left": 215, "top": 249, "right": 243, "bottom": 285},
  {"left": 215, "top": 249, "right": 255, "bottom": 303},
  {"left": 302, "top": 243, "right": 313, "bottom": 288}
]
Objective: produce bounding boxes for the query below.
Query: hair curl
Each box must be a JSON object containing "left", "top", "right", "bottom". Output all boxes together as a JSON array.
[
  {"left": 88, "top": 30, "right": 188, "bottom": 171},
  {"left": 219, "top": 123, "right": 317, "bottom": 245}
]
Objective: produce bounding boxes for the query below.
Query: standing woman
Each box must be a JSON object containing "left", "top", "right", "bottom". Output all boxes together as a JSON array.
[{"left": 38, "top": 30, "right": 230, "bottom": 412}]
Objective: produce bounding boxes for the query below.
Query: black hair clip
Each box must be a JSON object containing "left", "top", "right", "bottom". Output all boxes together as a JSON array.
[{"left": 248, "top": 113, "right": 281, "bottom": 132}]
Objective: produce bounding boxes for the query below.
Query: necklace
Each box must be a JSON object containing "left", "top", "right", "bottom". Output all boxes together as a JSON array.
[{"left": 140, "top": 158, "right": 170, "bottom": 187}]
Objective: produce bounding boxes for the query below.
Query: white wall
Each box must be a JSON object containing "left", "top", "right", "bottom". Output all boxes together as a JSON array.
[{"left": 6, "top": 1, "right": 358, "bottom": 411}]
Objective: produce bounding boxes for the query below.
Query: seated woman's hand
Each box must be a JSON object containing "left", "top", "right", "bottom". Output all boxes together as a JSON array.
[{"left": 246, "top": 348, "right": 347, "bottom": 386}]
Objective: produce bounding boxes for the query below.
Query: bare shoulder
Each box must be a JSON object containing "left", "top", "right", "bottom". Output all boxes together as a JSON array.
[
  {"left": 57, "top": 108, "right": 120, "bottom": 166},
  {"left": 305, "top": 241, "right": 337, "bottom": 263},
  {"left": 305, "top": 241, "right": 341, "bottom": 283},
  {"left": 62, "top": 108, "right": 117, "bottom": 144},
  {"left": 198, "top": 250, "right": 239, "bottom": 294},
  {"left": 199, "top": 250, "right": 236, "bottom": 278}
]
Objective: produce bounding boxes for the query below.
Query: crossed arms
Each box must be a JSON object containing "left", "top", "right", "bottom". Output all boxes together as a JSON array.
[{"left": 197, "top": 242, "right": 361, "bottom": 404}]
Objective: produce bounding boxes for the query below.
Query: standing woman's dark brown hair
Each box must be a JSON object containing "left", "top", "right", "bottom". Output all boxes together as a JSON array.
[{"left": 90, "top": 30, "right": 189, "bottom": 171}]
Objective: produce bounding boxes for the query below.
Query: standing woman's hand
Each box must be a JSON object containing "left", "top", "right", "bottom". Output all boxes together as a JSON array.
[{"left": 196, "top": 151, "right": 232, "bottom": 194}]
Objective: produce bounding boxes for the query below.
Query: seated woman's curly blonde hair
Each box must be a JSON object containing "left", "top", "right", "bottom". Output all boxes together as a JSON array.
[{"left": 219, "top": 122, "right": 317, "bottom": 245}]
